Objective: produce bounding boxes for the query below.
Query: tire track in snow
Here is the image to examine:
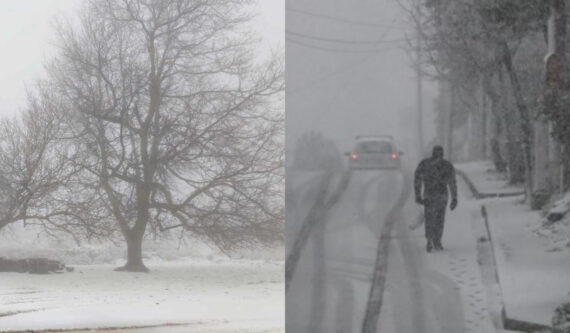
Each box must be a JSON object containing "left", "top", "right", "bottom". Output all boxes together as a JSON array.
[
  {"left": 361, "top": 170, "right": 411, "bottom": 333},
  {"left": 327, "top": 171, "right": 391, "bottom": 333},
  {"left": 0, "top": 308, "right": 46, "bottom": 317},
  {"left": 285, "top": 170, "right": 351, "bottom": 291}
]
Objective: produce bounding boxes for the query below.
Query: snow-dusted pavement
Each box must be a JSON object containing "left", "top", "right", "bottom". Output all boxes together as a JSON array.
[
  {"left": 458, "top": 160, "right": 570, "bottom": 327},
  {"left": 287, "top": 169, "right": 398, "bottom": 332},
  {"left": 0, "top": 259, "right": 284, "bottom": 332},
  {"left": 287, "top": 167, "right": 498, "bottom": 332}
]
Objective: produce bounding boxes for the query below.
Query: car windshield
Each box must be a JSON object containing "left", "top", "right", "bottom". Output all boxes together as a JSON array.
[{"left": 355, "top": 141, "right": 393, "bottom": 153}]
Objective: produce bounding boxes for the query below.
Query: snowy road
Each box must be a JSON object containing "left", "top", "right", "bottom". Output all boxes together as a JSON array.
[{"left": 286, "top": 168, "right": 492, "bottom": 332}]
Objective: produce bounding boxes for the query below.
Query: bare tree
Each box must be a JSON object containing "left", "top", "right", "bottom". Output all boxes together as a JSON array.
[
  {"left": 44, "top": 0, "right": 284, "bottom": 271},
  {"left": 0, "top": 87, "right": 112, "bottom": 241},
  {"left": 0, "top": 108, "right": 57, "bottom": 232},
  {"left": 401, "top": 0, "right": 548, "bottom": 198}
]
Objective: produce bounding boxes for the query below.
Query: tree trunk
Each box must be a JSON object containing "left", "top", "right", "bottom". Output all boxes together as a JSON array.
[
  {"left": 487, "top": 82, "right": 507, "bottom": 172},
  {"left": 495, "top": 69, "right": 524, "bottom": 183},
  {"left": 481, "top": 73, "right": 507, "bottom": 172},
  {"left": 500, "top": 41, "right": 534, "bottom": 199},
  {"left": 115, "top": 231, "right": 148, "bottom": 272}
]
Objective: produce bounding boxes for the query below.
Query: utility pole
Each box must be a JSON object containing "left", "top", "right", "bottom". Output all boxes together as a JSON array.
[
  {"left": 440, "top": 79, "right": 453, "bottom": 161},
  {"left": 447, "top": 82, "right": 453, "bottom": 161},
  {"left": 416, "top": 0, "right": 424, "bottom": 161},
  {"left": 479, "top": 75, "right": 487, "bottom": 159}
]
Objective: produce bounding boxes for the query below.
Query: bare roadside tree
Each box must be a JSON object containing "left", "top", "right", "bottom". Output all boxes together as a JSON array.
[
  {"left": 0, "top": 88, "right": 112, "bottom": 241},
  {"left": 0, "top": 107, "right": 60, "bottom": 232},
  {"left": 46, "top": 0, "right": 283, "bottom": 271},
  {"left": 401, "top": 0, "right": 547, "bottom": 198}
]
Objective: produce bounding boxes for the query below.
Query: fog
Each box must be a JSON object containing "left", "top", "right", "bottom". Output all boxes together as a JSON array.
[
  {"left": 286, "top": 0, "right": 438, "bottom": 157},
  {"left": 1, "top": 0, "right": 569, "bottom": 332},
  {"left": 0, "top": 0, "right": 284, "bottom": 118},
  {"left": 283, "top": 0, "right": 523, "bottom": 331},
  {"left": 286, "top": 1, "right": 570, "bottom": 332},
  {"left": 0, "top": 1, "right": 285, "bottom": 332}
]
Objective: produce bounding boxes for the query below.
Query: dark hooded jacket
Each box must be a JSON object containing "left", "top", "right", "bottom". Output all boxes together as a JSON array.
[{"left": 414, "top": 149, "right": 457, "bottom": 202}]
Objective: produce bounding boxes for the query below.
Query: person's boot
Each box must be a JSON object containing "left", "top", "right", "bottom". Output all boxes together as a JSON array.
[
  {"left": 426, "top": 239, "right": 433, "bottom": 253},
  {"left": 434, "top": 239, "right": 444, "bottom": 251}
]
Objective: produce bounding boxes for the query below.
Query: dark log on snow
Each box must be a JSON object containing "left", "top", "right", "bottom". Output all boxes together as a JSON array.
[{"left": 0, "top": 257, "right": 72, "bottom": 274}]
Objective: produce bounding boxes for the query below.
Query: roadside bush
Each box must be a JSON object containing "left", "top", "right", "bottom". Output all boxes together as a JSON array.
[
  {"left": 552, "top": 302, "right": 570, "bottom": 332},
  {"left": 292, "top": 131, "right": 342, "bottom": 171}
]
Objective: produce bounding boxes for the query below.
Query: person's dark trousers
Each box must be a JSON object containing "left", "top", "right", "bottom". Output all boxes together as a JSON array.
[{"left": 424, "top": 197, "right": 448, "bottom": 248}]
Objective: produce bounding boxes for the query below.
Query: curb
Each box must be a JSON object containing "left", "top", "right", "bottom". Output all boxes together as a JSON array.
[
  {"left": 504, "top": 318, "right": 563, "bottom": 333},
  {"left": 455, "top": 168, "right": 524, "bottom": 200},
  {"left": 460, "top": 167, "right": 558, "bottom": 333},
  {"left": 480, "top": 205, "right": 507, "bottom": 328}
]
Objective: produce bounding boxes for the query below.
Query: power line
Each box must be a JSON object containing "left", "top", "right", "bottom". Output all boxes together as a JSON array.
[
  {"left": 288, "top": 55, "right": 398, "bottom": 130},
  {"left": 287, "top": 55, "right": 376, "bottom": 95},
  {"left": 286, "top": 37, "right": 399, "bottom": 54},
  {"left": 286, "top": 54, "right": 382, "bottom": 128},
  {"left": 287, "top": 7, "right": 405, "bottom": 29},
  {"left": 286, "top": 30, "right": 408, "bottom": 45}
]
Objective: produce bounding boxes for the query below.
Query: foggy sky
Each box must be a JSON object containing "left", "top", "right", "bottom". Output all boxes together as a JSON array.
[
  {"left": 286, "top": 0, "right": 438, "bottom": 155},
  {"left": 0, "top": 0, "right": 284, "bottom": 119}
]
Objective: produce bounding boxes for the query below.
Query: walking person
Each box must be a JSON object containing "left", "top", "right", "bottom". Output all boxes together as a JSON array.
[{"left": 414, "top": 145, "right": 458, "bottom": 252}]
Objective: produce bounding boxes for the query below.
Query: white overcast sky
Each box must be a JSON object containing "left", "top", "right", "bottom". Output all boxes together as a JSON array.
[
  {"left": 0, "top": 0, "right": 284, "bottom": 118},
  {"left": 286, "top": 0, "right": 437, "bottom": 155}
]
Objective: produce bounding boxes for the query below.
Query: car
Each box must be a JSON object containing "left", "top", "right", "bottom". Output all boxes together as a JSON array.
[{"left": 345, "top": 136, "right": 403, "bottom": 170}]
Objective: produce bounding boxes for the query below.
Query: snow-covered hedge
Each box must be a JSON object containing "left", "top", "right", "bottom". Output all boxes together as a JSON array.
[
  {"left": 532, "top": 192, "right": 570, "bottom": 253},
  {"left": 553, "top": 302, "right": 570, "bottom": 332},
  {"left": 544, "top": 192, "right": 570, "bottom": 224}
]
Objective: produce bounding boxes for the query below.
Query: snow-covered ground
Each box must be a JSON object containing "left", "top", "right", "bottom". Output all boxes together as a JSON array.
[
  {"left": 458, "top": 161, "right": 523, "bottom": 195},
  {"left": 285, "top": 167, "right": 345, "bottom": 257},
  {"left": 458, "top": 161, "right": 570, "bottom": 327},
  {"left": 287, "top": 164, "right": 504, "bottom": 332},
  {"left": 0, "top": 218, "right": 284, "bottom": 332},
  {"left": 537, "top": 192, "right": 570, "bottom": 252},
  {"left": 285, "top": 169, "right": 328, "bottom": 253},
  {"left": 400, "top": 173, "right": 498, "bottom": 332},
  {"left": 0, "top": 258, "right": 284, "bottom": 332}
]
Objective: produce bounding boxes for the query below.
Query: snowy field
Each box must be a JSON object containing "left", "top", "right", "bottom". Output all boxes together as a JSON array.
[
  {"left": 0, "top": 258, "right": 284, "bottom": 332},
  {"left": 0, "top": 224, "right": 284, "bottom": 332}
]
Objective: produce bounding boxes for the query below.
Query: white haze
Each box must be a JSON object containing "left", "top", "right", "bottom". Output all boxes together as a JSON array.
[
  {"left": 0, "top": 0, "right": 284, "bottom": 118},
  {"left": 286, "top": 0, "right": 438, "bottom": 156}
]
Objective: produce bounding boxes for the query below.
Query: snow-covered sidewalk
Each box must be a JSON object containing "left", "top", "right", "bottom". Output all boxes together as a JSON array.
[
  {"left": 456, "top": 161, "right": 523, "bottom": 197},
  {"left": 458, "top": 160, "right": 570, "bottom": 328},
  {"left": 403, "top": 173, "right": 498, "bottom": 332},
  {"left": 0, "top": 258, "right": 284, "bottom": 332}
]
